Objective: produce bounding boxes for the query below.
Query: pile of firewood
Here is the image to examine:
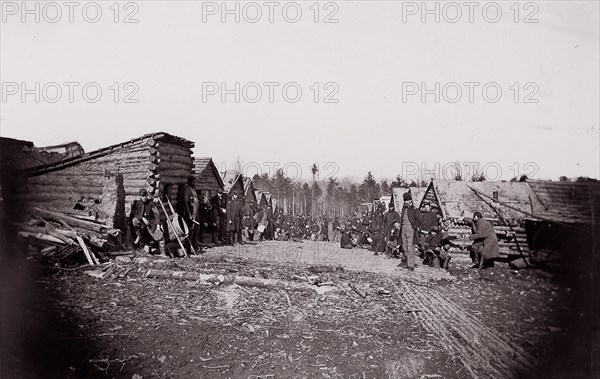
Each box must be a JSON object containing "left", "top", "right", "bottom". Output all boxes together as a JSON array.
[{"left": 16, "top": 207, "right": 123, "bottom": 267}]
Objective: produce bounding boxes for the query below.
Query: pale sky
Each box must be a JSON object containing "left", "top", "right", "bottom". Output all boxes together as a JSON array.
[{"left": 1, "top": 1, "right": 599, "bottom": 182}]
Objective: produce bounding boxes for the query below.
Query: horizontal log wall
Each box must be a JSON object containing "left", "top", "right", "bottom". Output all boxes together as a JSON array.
[
  {"left": 156, "top": 141, "right": 194, "bottom": 215},
  {"left": 443, "top": 221, "right": 529, "bottom": 257},
  {"left": 20, "top": 140, "right": 151, "bottom": 224},
  {"left": 19, "top": 136, "right": 194, "bottom": 231}
]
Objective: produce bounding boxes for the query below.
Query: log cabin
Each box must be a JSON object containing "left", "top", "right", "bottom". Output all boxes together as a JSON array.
[
  {"left": 221, "top": 170, "right": 244, "bottom": 200},
  {"left": 16, "top": 132, "right": 195, "bottom": 230},
  {"left": 193, "top": 157, "right": 224, "bottom": 199}
]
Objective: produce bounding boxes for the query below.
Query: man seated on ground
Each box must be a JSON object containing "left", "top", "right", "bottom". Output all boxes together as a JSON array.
[
  {"left": 368, "top": 222, "right": 382, "bottom": 253},
  {"left": 340, "top": 230, "right": 356, "bottom": 249},
  {"left": 420, "top": 226, "right": 451, "bottom": 269},
  {"left": 310, "top": 221, "right": 320, "bottom": 241},
  {"left": 385, "top": 220, "right": 401, "bottom": 258},
  {"left": 418, "top": 203, "right": 439, "bottom": 245},
  {"left": 331, "top": 217, "right": 341, "bottom": 242},
  {"left": 241, "top": 200, "right": 255, "bottom": 242},
  {"left": 130, "top": 189, "right": 166, "bottom": 256}
]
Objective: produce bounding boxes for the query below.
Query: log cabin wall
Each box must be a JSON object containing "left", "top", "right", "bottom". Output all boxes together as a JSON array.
[
  {"left": 18, "top": 133, "right": 195, "bottom": 230},
  {"left": 19, "top": 139, "right": 150, "bottom": 228}
]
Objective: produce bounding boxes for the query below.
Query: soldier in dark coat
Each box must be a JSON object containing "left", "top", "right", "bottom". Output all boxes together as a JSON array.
[
  {"left": 385, "top": 220, "right": 401, "bottom": 257},
  {"left": 340, "top": 230, "right": 354, "bottom": 249},
  {"left": 196, "top": 194, "right": 211, "bottom": 247},
  {"left": 211, "top": 192, "right": 227, "bottom": 243},
  {"left": 421, "top": 226, "right": 451, "bottom": 269},
  {"left": 376, "top": 203, "right": 400, "bottom": 255},
  {"left": 266, "top": 206, "right": 274, "bottom": 240},
  {"left": 418, "top": 203, "right": 439, "bottom": 244},
  {"left": 241, "top": 201, "right": 255, "bottom": 242},
  {"left": 226, "top": 194, "right": 242, "bottom": 244},
  {"left": 130, "top": 189, "right": 165, "bottom": 255},
  {"left": 467, "top": 212, "right": 500, "bottom": 269},
  {"left": 331, "top": 217, "right": 341, "bottom": 242},
  {"left": 181, "top": 177, "right": 200, "bottom": 249},
  {"left": 209, "top": 194, "right": 221, "bottom": 244}
]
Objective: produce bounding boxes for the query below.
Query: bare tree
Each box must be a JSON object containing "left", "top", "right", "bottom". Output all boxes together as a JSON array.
[
  {"left": 450, "top": 161, "right": 463, "bottom": 181},
  {"left": 470, "top": 167, "right": 486, "bottom": 182},
  {"left": 311, "top": 163, "right": 319, "bottom": 215}
]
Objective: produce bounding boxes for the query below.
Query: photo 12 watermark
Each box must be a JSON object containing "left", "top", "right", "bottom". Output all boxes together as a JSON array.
[
  {"left": 402, "top": 82, "right": 540, "bottom": 104},
  {"left": 200, "top": 1, "right": 339, "bottom": 24},
  {"left": 202, "top": 82, "right": 340, "bottom": 104},
  {"left": 401, "top": 1, "right": 540, "bottom": 24},
  {"left": 1, "top": 1, "right": 140, "bottom": 23},
  {"left": 1, "top": 82, "right": 140, "bottom": 104},
  {"left": 218, "top": 240, "right": 343, "bottom": 265},
  {"left": 398, "top": 161, "right": 540, "bottom": 183}
]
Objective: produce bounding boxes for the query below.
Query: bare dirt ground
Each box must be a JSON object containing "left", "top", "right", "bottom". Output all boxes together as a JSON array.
[{"left": 1, "top": 240, "right": 597, "bottom": 378}]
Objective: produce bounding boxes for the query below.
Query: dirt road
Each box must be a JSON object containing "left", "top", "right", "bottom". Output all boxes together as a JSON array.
[{"left": 0, "top": 240, "right": 594, "bottom": 378}]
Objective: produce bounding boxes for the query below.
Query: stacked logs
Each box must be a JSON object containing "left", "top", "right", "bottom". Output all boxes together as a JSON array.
[
  {"left": 443, "top": 219, "right": 530, "bottom": 257},
  {"left": 147, "top": 137, "right": 194, "bottom": 218},
  {"left": 16, "top": 207, "right": 122, "bottom": 265}
]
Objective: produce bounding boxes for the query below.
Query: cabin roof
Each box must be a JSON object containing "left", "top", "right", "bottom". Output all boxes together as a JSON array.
[
  {"left": 27, "top": 132, "right": 194, "bottom": 176},
  {"left": 193, "top": 157, "right": 224, "bottom": 188},
  {"left": 527, "top": 180, "right": 600, "bottom": 224}
]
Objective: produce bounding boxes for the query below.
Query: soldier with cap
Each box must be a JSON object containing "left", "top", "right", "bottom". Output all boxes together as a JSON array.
[
  {"left": 465, "top": 212, "right": 499, "bottom": 269},
  {"left": 420, "top": 226, "right": 451, "bottom": 269},
  {"left": 398, "top": 192, "right": 422, "bottom": 271},
  {"left": 182, "top": 176, "right": 200, "bottom": 249},
  {"left": 211, "top": 191, "right": 227, "bottom": 243},
  {"left": 376, "top": 202, "right": 400, "bottom": 255},
  {"left": 130, "top": 189, "right": 166, "bottom": 255},
  {"left": 419, "top": 203, "right": 439, "bottom": 244},
  {"left": 226, "top": 193, "right": 242, "bottom": 245},
  {"left": 241, "top": 200, "right": 255, "bottom": 242}
]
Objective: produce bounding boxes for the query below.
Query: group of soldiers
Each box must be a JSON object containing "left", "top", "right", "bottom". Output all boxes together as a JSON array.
[
  {"left": 129, "top": 179, "right": 499, "bottom": 268},
  {"left": 128, "top": 178, "right": 326, "bottom": 256},
  {"left": 329, "top": 192, "right": 450, "bottom": 271},
  {"left": 332, "top": 191, "right": 499, "bottom": 271}
]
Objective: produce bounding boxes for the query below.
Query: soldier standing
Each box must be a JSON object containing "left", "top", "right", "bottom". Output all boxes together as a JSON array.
[{"left": 399, "top": 192, "right": 422, "bottom": 271}]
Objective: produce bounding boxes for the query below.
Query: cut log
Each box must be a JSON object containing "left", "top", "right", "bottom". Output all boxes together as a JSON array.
[
  {"left": 158, "top": 155, "right": 194, "bottom": 166},
  {"left": 15, "top": 224, "right": 75, "bottom": 244},
  {"left": 159, "top": 161, "right": 194, "bottom": 171},
  {"left": 154, "top": 143, "right": 193, "bottom": 157},
  {"left": 34, "top": 208, "right": 107, "bottom": 233},
  {"left": 159, "top": 169, "right": 194, "bottom": 181},
  {"left": 18, "top": 231, "right": 66, "bottom": 244},
  {"left": 144, "top": 269, "right": 338, "bottom": 294}
]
